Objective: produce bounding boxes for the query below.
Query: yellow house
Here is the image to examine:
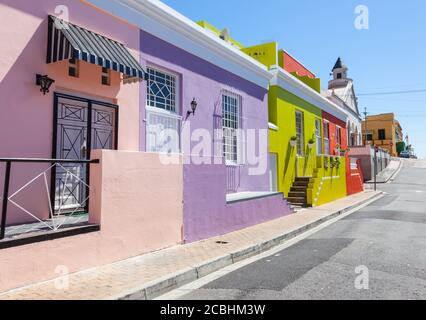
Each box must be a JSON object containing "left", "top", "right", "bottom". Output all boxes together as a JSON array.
[
  {"left": 242, "top": 42, "right": 348, "bottom": 207},
  {"left": 362, "top": 113, "right": 403, "bottom": 156}
]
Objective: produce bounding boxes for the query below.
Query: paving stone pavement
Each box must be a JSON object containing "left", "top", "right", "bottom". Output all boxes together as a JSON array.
[{"left": 0, "top": 190, "right": 380, "bottom": 300}]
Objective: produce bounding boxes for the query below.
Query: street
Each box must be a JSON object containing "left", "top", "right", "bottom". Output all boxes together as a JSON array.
[{"left": 178, "top": 159, "right": 426, "bottom": 300}]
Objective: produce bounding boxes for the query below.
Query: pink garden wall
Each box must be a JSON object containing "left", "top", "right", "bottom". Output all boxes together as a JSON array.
[{"left": 0, "top": 150, "right": 183, "bottom": 293}]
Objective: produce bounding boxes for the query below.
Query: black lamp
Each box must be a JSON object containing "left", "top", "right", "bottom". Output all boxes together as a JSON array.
[
  {"left": 36, "top": 74, "right": 55, "bottom": 95},
  {"left": 187, "top": 98, "right": 198, "bottom": 117}
]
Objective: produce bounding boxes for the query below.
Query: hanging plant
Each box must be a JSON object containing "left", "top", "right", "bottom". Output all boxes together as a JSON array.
[
  {"left": 334, "top": 157, "right": 341, "bottom": 169},
  {"left": 290, "top": 136, "right": 297, "bottom": 147},
  {"left": 333, "top": 143, "right": 341, "bottom": 156},
  {"left": 324, "top": 157, "right": 329, "bottom": 169},
  {"left": 308, "top": 138, "right": 315, "bottom": 149}
]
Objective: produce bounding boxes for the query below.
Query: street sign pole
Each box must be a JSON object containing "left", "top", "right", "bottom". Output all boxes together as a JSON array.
[{"left": 374, "top": 146, "right": 378, "bottom": 191}]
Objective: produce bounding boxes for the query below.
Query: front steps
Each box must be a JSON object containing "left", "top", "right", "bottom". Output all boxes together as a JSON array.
[{"left": 287, "top": 177, "right": 311, "bottom": 208}]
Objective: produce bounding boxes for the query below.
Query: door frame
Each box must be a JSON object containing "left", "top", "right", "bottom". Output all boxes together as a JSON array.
[
  {"left": 269, "top": 152, "right": 278, "bottom": 192},
  {"left": 50, "top": 92, "right": 119, "bottom": 215}
]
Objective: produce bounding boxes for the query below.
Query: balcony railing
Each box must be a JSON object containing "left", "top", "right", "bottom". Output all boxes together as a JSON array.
[{"left": 0, "top": 158, "right": 99, "bottom": 242}]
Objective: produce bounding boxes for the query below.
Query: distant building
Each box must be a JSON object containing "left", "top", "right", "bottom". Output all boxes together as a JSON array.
[
  {"left": 323, "top": 58, "right": 363, "bottom": 147},
  {"left": 362, "top": 113, "right": 404, "bottom": 156}
]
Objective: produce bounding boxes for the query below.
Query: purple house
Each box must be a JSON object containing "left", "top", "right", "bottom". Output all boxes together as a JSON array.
[{"left": 108, "top": 0, "right": 293, "bottom": 242}]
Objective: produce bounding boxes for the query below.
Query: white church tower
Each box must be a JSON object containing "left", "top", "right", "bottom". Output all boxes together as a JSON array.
[{"left": 324, "top": 58, "right": 363, "bottom": 146}]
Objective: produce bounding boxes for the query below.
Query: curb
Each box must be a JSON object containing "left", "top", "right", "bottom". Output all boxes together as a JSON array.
[
  {"left": 366, "top": 159, "right": 402, "bottom": 184},
  {"left": 387, "top": 159, "right": 403, "bottom": 183},
  {"left": 110, "top": 191, "right": 384, "bottom": 301}
]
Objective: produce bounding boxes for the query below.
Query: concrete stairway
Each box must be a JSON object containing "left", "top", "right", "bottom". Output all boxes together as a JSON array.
[{"left": 287, "top": 177, "right": 311, "bottom": 208}]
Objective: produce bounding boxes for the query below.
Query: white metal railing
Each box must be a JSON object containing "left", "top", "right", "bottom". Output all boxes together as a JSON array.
[
  {"left": 0, "top": 158, "right": 98, "bottom": 240},
  {"left": 146, "top": 108, "right": 182, "bottom": 154}
]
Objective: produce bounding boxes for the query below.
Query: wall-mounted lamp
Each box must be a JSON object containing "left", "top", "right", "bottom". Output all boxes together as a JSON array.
[
  {"left": 36, "top": 74, "right": 55, "bottom": 95},
  {"left": 186, "top": 98, "right": 198, "bottom": 117}
]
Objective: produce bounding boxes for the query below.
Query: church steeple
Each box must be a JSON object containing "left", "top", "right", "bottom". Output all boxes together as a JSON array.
[{"left": 331, "top": 57, "right": 348, "bottom": 81}]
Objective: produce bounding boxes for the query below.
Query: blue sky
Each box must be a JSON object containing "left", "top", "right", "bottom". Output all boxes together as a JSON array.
[{"left": 162, "top": 0, "right": 426, "bottom": 158}]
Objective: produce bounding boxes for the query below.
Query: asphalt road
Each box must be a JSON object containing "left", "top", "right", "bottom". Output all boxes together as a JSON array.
[{"left": 180, "top": 159, "right": 426, "bottom": 300}]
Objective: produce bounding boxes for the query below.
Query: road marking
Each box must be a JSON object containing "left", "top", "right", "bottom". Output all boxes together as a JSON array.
[{"left": 155, "top": 193, "right": 384, "bottom": 301}]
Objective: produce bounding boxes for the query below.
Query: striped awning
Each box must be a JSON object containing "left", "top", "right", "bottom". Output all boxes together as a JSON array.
[{"left": 47, "top": 15, "right": 145, "bottom": 79}]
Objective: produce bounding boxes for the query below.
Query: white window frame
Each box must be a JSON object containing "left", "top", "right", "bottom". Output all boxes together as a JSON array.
[
  {"left": 222, "top": 91, "right": 242, "bottom": 165},
  {"left": 315, "top": 118, "right": 322, "bottom": 156},
  {"left": 336, "top": 125, "right": 342, "bottom": 146},
  {"left": 145, "top": 66, "right": 181, "bottom": 153},
  {"left": 146, "top": 66, "right": 180, "bottom": 114},
  {"left": 323, "top": 120, "right": 330, "bottom": 155},
  {"left": 295, "top": 111, "right": 304, "bottom": 157}
]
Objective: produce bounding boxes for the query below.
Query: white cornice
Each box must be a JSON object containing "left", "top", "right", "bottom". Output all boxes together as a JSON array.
[
  {"left": 326, "top": 95, "right": 362, "bottom": 121},
  {"left": 89, "top": 0, "right": 272, "bottom": 89},
  {"left": 269, "top": 66, "right": 347, "bottom": 122}
]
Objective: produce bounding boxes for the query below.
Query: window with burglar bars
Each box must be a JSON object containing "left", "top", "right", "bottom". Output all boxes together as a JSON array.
[
  {"left": 146, "top": 66, "right": 181, "bottom": 153},
  {"left": 295, "top": 111, "right": 304, "bottom": 156},
  {"left": 146, "top": 110, "right": 181, "bottom": 153},
  {"left": 146, "top": 67, "right": 177, "bottom": 112},
  {"left": 315, "top": 119, "right": 322, "bottom": 155},
  {"left": 222, "top": 92, "right": 241, "bottom": 164},
  {"left": 336, "top": 126, "right": 342, "bottom": 146},
  {"left": 323, "top": 121, "right": 330, "bottom": 155}
]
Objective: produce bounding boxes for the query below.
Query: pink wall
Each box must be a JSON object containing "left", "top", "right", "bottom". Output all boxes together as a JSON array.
[
  {"left": 0, "top": 0, "right": 141, "bottom": 225},
  {"left": 0, "top": 150, "right": 183, "bottom": 292},
  {"left": 282, "top": 51, "right": 316, "bottom": 79}
]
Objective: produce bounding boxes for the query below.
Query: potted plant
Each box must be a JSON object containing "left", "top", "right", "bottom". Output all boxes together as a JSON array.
[
  {"left": 339, "top": 147, "right": 347, "bottom": 156},
  {"left": 290, "top": 136, "right": 297, "bottom": 147},
  {"left": 334, "top": 143, "right": 340, "bottom": 155},
  {"left": 307, "top": 138, "right": 315, "bottom": 149},
  {"left": 324, "top": 157, "right": 329, "bottom": 169},
  {"left": 329, "top": 156, "right": 335, "bottom": 168},
  {"left": 334, "top": 157, "right": 341, "bottom": 169}
]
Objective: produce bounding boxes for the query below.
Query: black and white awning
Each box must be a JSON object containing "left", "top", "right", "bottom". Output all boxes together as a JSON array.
[{"left": 47, "top": 15, "right": 145, "bottom": 79}]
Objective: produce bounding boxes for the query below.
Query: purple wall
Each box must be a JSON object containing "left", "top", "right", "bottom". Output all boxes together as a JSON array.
[{"left": 139, "top": 31, "right": 292, "bottom": 242}]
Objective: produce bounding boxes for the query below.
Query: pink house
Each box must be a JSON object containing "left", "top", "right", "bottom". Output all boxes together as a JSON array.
[
  {"left": 0, "top": 0, "right": 292, "bottom": 293},
  {"left": 0, "top": 0, "right": 185, "bottom": 292}
]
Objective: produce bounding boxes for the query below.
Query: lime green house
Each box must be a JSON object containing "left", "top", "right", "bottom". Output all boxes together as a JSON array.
[{"left": 242, "top": 42, "right": 348, "bottom": 207}]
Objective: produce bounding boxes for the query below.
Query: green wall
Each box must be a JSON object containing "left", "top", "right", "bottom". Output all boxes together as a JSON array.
[
  {"left": 307, "top": 156, "right": 347, "bottom": 206},
  {"left": 197, "top": 21, "right": 244, "bottom": 48},
  {"left": 241, "top": 42, "right": 278, "bottom": 67},
  {"left": 269, "top": 85, "right": 323, "bottom": 197}
]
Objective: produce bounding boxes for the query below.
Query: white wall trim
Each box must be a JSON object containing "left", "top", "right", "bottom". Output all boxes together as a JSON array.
[
  {"left": 89, "top": 0, "right": 272, "bottom": 89},
  {"left": 268, "top": 122, "right": 279, "bottom": 131},
  {"left": 269, "top": 66, "right": 348, "bottom": 122}
]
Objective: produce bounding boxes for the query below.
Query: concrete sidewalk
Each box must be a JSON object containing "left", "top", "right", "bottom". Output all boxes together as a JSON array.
[
  {"left": 0, "top": 190, "right": 382, "bottom": 300},
  {"left": 366, "top": 158, "right": 402, "bottom": 184}
]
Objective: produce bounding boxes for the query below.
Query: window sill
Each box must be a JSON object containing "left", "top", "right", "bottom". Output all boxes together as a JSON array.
[
  {"left": 225, "top": 161, "right": 241, "bottom": 167},
  {"left": 146, "top": 106, "right": 182, "bottom": 119}
]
